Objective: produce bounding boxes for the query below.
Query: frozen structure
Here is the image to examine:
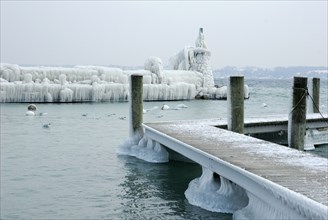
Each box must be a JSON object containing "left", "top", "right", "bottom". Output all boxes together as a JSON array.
[
  {"left": 117, "top": 135, "right": 169, "bottom": 163},
  {"left": 0, "top": 29, "right": 248, "bottom": 103},
  {"left": 170, "top": 28, "right": 214, "bottom": 90},
  {"left": 185, "top": 167, "right": 249, "bottom": 213}
]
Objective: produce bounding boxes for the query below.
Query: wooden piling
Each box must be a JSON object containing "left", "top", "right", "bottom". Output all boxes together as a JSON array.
[
  {"left": 288, "top": 77, "right": 307, "bottom": 150},
  {"left": 312, "top": 78, "right": 320, "bottom": 113},
  {"left": 130, "top": 74, "right": 144, "bottom": 138},
  {"left": 227, "top": 76, "right": 244, "bottom": 134}
]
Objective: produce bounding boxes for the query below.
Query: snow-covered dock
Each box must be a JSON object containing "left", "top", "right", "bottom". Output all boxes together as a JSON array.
[
  {"left": 143, "top": 115, "right": 328, "bottom": 219},
  {"left": 215, "top": 114, "right": 328, "bottom": 150}
]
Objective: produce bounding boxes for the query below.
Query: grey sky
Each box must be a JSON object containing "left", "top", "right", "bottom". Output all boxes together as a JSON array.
[{"left": 1, "top": 1, "right": 327, "bottom": 69}]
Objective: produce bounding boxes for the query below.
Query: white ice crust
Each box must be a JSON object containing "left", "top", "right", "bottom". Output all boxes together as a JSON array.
[
  {"left": 169, "top": 28, "right": 214, "bottom": 89},
  {"left": 0, "top": 63, "right": 231, "bottom": 102},
  {"left": 117, "top": 74, "right": 169, "bottom": 163},
  {"left": 185, "top": 167, "right": 248, "bottom": 213},
  {"left": 117, "top": 135, "right": 169, "bottom": 163}
]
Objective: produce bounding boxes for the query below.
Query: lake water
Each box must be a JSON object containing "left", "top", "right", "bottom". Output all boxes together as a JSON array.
[{"left": 1, "top": 78, "right": 327, "bottom": 219}]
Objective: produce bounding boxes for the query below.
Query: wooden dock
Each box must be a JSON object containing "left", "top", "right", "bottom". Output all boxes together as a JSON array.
[
  {"left": 119, "top": 75, "right": 328, "bottom": 218},
  {"left": 197, "top": 113, "right": 328, "bottom": 149},
  {"left": 143, "top": 114, "right": 328, "bottom": 219}
]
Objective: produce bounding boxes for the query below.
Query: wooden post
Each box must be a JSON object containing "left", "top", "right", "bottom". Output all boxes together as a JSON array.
[
  {"left": 130, "top": 74, "right": 144, "bottom": 138},
  {"left": 227, "top": 76, "right": 244, "bottom": 134},
  {"left": 288, "top": 77, "right": 307, "bottom": 150},
  {"left": 312, "top": 78, "right": 320, "bottom": 113}
]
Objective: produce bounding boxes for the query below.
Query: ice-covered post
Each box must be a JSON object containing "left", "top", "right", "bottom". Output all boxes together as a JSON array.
[
  {"left": 312, "top": 78, "right": 320, "bottom": 113},
  {"left": 227, "top": 76, "right": 244, "bottom": 134},
  {"left": 129, "top": 74, "right": 144, "bottom": 139},
  {"left": 288, "top": 77, "right": 307, "bottom": 150}
]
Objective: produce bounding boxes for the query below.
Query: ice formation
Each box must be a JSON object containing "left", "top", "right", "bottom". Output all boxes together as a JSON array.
[
  {"left": 117, "top": 74, "right": 169, "bottom": 163},
  {"left": 232, "top": 179, "right": 328, "bottom": 220},
  {"left": 144, "top": 56, "right": 164, "bottom": 84},
  {"left": 233, "top": 192, "right": 303, "bottom": 220},
  {"left": 195, "top": 28, "right": 207, "bottom": 49},
  {"left": 0, "top": 28, "right": 249, "bottom": 102},
  {"left": 185, "top": 167, "right": 248, "bottom": 213},
  {"left": 161, "top": 104, "right": 170, "bottom": 110},
  {"left": 0, "top": 63, "right": 216, "bottom": 102},
  {"left": 169, "top": 28, "right": 214, "bottom": 89},
  {"left": 117, "top": 136, "right": 169, "bottom": 163},
  {"left": 175, "top": 103, "right": 188, "bottom": 109},
  {"left": 25, "top": 110, "right": 35, "bottom": 116}
]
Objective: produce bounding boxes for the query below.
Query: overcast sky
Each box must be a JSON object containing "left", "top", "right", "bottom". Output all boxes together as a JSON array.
[{"left": 1, "top": 1, "right": 327, "bottom": 69}]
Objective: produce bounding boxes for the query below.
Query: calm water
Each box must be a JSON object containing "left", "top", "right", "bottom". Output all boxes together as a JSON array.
[{"left": 1, "top": 78, "right": 327, "bottom": 219}]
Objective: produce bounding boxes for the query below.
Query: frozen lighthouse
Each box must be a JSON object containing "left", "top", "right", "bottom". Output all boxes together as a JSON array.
[{"left": 170, "top": 28, "right": 215, "bottom": 89}]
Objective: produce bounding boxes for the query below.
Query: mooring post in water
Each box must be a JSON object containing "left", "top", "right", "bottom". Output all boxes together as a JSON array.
[
  {"left": 227, "top": 76, "right": 244, "bottom": 134},
  {"left": 312, "top": 78, "right": 320, "bottom": 113},
  {"left": 288, "top": 77, "right": 307, "bottom": 150},
  {"left": 129, "top": 74, "right": 144, "bottom": 138}
]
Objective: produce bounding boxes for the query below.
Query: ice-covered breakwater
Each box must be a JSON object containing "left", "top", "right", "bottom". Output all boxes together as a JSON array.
[
  {"left": 0, "top": 63, "right": 233, "bottom": 102},
  {"left": 0, "top": 28, "right": 249, "bottom": 103}
]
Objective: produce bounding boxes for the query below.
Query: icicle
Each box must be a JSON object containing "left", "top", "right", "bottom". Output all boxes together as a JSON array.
[
  {"left": 59, "top": 88, "right": 73, "bottom": 102},
  {"left": 144, "top": 56, "right": 164, "bottom": 84},
  {"left": 185, "top": 167, "right": 248, "bottom": 213},
  {"left": 23, "top": 74, "right": 33, "bottom": 84},
  {"left": 118, "top": 137, "right": 164, "bottom": 163},
  {"left": 117, "top": 120, "right": 169, "bottom": 163},
  {"left": 233, "top": 192, "right": 305, "bottom": 220},
  {"left": 59, "top": 74, "right": 68, "bottom": 85}
]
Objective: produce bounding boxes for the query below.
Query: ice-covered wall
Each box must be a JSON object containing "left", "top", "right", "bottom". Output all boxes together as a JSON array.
[{"left": 0, "top": 62, "right": 229, "bottom": 102}]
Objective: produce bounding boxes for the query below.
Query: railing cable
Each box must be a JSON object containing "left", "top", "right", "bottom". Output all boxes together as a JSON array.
[{"left": 307, "top": 91, "right": 328, "bottom": 125}]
